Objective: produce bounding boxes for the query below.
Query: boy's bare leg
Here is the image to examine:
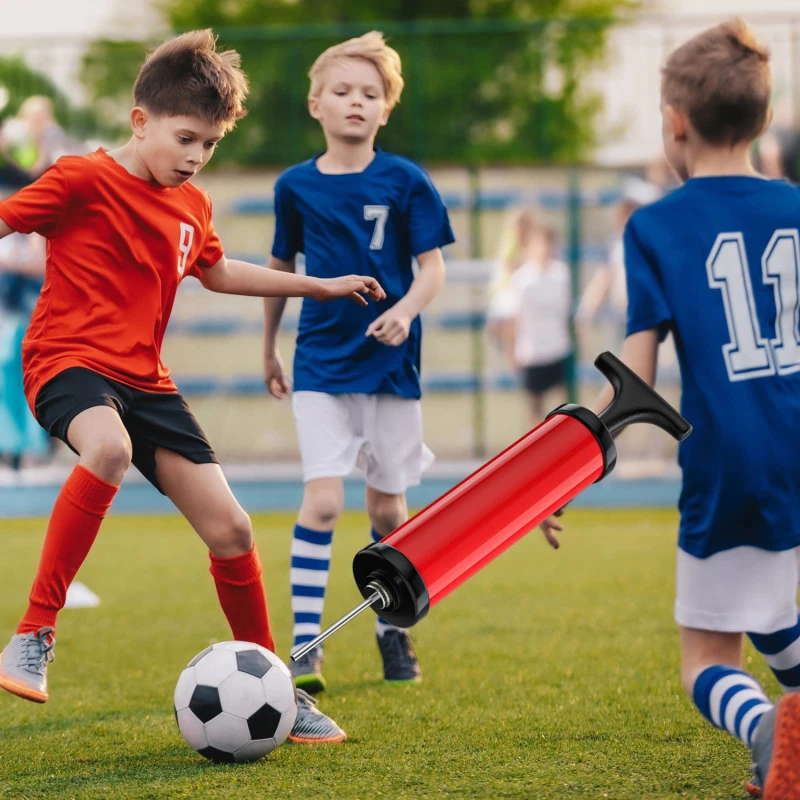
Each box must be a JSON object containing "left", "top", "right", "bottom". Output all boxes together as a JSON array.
[
  {"left": 679, "top": 627, "right": 743, "bottom": 693},
  {"left": 154, "top": 448, "right": 270, "bottom": 645},
  {"left": 154, "top": 448, "right": 253, "bottom": 557},
  {"left": 297, "top": 477, "right": 345, "bottom": 532}
]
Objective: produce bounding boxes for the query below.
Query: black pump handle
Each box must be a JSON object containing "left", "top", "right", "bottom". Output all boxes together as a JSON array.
[{"left": 595, "top": 352, "right": 692, "bottom": 441}]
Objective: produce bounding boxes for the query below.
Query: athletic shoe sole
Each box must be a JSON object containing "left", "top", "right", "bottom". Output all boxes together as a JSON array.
[
  {"left": 764, "top": 693, "right": 800, "bottom": 799},
  {"left": 384, "top": 677, "right": 422, "bottom": 686},
  {"left": 288, "top": 731, "right": 347, "bottom": 744},
  {"left": 0, "top": 670, "right": 48, "bottom": 703}
]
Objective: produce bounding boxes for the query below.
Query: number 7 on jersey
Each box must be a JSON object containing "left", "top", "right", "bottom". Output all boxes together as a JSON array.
[{"left": 364, "top": 205, "right": 389, "bottom": 250}]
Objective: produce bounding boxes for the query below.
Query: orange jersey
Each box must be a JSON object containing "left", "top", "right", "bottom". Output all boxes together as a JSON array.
[{"left": 0, "top": 149, "right": 224, "bottom": 410}]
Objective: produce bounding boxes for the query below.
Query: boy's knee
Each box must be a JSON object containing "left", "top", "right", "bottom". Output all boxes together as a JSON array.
[
  {"left": 208, "top": 509, "right": 253, "bottom": 558},
  {"left": 226, "top": 510, "right": 254, "bottom": 554},
  {"left": 368, "top": 494, "right": 406, "bottom": 535},
  {"left": 302, "top": 488, "right": 343, "bottom": 529},
  {"left": 82, "top": 435, "right": 132, "bottom": 482}
]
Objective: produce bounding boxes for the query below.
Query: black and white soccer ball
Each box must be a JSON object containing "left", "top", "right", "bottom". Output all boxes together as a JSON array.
[{"left": 174, "top": 641, "right": 297, "bottom": 762}]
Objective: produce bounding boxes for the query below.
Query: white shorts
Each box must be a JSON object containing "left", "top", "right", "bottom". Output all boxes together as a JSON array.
[
  {"left": 675, "top": 545, "right": 800, "bottom": 634},
  {"left": 291, "top": 391, "right": 435, "bottom": 495}
]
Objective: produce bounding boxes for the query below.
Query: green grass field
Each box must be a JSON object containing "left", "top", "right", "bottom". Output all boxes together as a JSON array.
[{"left": 0, "top": 509, "right": 774, "bottom": 799}]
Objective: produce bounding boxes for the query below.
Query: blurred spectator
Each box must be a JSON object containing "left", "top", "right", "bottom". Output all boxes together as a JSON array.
[
  {"left": 755, "top": 97, "right": 800, "bottom": 184},
  {"left": 0, "top": 232, "right": 50, "bottom": 470},
  {"left": 575, "top": 176, "right": 662, "bottom": 349},
  {"left": 505, "top": 223, "right": 572, "bottom": 426},
  {"left": 0, "top": 95, "right": 75, "bottom": 186},
  {"left": 485, "top": 207, "right": 539, "bottom": 359},
  {"left": 758, "top": 127, "right": 800, "bottom": 184}
]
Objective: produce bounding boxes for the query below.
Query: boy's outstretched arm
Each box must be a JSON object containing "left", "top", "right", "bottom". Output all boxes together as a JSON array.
[
  {"left": 365, "top": 247, "right": 446, "bottom": 346},
  {"left": 200, "top": 256, "right": 385, "bottom": 305},
  {"left": 539, "top": 327, "right": 661, "bottom": 550},
  {"left": 262, "top": 256, "right": 295, "bottom": 400}
]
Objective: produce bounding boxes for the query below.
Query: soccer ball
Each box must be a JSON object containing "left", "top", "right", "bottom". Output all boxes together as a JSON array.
[{"left": 174, "top": 641, "right": 297, "bottom": 762}]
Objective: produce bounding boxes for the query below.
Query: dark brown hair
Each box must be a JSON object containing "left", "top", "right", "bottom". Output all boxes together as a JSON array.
[
  {"left": 662, "top": 18, "right": 771, "bottom": 146},
  {"left": 133, "top": 29, "right": 248, "bottom": 132}
]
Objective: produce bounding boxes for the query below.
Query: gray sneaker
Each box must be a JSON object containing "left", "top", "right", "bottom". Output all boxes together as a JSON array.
[
  {"left": 751, "top": 693, "right": 800, "bottom": 799},
  {"left": 0, "top": 628, "right": 56, "bottom": 703},
  {"left": 288, "top": 688, "right": 346, "bottom": 744},
  {"left": 377, "top": 629, "right": 421, "bottom": 684},
  {"left": 289, "top": 645, "right": 327, "bottom": 695}
]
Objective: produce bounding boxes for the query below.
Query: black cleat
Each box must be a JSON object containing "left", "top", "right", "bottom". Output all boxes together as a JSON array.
[{"left": 377, "top": 629, "right": 421, "bottom": 684}]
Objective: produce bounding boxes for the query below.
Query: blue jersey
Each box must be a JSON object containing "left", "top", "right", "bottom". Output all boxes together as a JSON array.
[
  {"left": 271, "top": 148, "right": 455, "bottom": 398},
  {"left": 625, "top": 176, "right": 800, "bottom": 558}
]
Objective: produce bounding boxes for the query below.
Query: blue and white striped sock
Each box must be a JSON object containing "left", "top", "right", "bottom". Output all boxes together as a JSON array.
[
  {"left": 291, "top": 524, "right": 333, "bottom": 649},
  {"left": 370, "top": 526, "right": 406, "bottom": 637},
  {"left": 693, "top": 665, "right": 772, "bottom": 747},
  {"left": 749, "top": 611, "right": 800, "bottom": 692}
]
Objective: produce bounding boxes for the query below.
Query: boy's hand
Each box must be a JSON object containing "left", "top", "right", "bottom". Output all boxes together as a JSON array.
[
  {"left": 539, "top": 507, "right": 565, "bottom": 549},
  {"left": 365, "top": 306, "right": 412, "bottom": 346},
  {"left": 312, "top": 275, "right": 385, "bottom": 306},
  {"left": 264, "top": 350, "right": 291, "bottom": 399}
]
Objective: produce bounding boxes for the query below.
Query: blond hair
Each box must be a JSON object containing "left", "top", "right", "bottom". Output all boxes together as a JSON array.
[
  {"left": 662, "top": 18, "right": 771, "bottom": 146},
  {"left": 309, "top": 31, "right": 404, "bottom": 110},
  {"left": 134, "top": 29, "right": 248, "bottom": 132}
]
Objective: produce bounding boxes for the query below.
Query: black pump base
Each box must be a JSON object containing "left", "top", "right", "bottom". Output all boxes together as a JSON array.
[{"left": 352, "top": 542, "right": 430, "bottom": 628}]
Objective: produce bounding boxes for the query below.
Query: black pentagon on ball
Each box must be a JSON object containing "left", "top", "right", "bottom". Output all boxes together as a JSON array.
[
  {"left": 187, "top": 646, "right": 214, "bottom": 668},
  {"left": 236, "top": 649, "right": 272, "bottom": 679},
  {"left": 247, "top": 703, "right": 283, "bottom": 740},
  {"left": 198, "top": 745, "right": 235, "bottom": 763},
  {"left": 189, "top": 685, "right": 223, "bottom": 723}
]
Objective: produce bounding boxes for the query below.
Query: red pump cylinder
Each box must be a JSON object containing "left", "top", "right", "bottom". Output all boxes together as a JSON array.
[
  {"left": 392, "top": 412, "right": 602, "bottom": 607},
  {"left": 351, "top": 352, "right": 691, "bottom": 629}
]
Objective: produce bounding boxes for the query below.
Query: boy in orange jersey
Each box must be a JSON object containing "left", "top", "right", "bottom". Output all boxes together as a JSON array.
[{"left": 0, "top": 30, "right": 384, "bottom": 744}]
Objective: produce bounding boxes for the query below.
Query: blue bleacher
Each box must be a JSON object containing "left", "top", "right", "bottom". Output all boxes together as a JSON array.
[
  {"left": 229, "top": 187, "right": 623, "bottom": 216},
  {"left": 172, "top": 363, "right": 680, "bottom": 397}
]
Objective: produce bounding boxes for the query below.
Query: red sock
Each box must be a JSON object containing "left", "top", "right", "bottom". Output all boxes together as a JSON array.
[
  {"left": 209, "top": 545, "right": 275, "bottom": 653},
  {"left": 18, "top": 465, "right": 118, "bottom": 635}
]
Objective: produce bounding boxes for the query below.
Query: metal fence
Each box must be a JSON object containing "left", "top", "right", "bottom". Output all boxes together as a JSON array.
[{"left": 1, "top": 15, "right": 799, "bottom": 167}]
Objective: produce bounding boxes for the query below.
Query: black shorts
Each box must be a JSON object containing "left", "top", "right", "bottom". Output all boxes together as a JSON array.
[
  {"left": 521, "top": 357, "right": 570, "bottom": 395},
  {"left": 35, "top": 367, "right": 217, "bottom": 494}
]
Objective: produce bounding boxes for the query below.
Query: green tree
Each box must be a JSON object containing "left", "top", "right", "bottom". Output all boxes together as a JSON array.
[{"left": 81, "top": 0, "right": 638, "bottom": 166}]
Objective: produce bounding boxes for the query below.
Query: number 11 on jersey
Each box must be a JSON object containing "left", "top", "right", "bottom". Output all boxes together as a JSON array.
[{"left": 707, "top": 229, "right": 800, "bottom": 382}]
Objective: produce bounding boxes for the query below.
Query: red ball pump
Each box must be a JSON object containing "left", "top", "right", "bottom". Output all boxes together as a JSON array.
[{"left": 291, "top": 352, "right": 691, "bottom": 660}]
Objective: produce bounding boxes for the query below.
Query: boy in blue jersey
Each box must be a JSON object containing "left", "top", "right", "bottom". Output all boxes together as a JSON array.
[
  {"left": 542, "top": 19, "right": 800, "bottom": 798},
  {"left": 262, "top": 32, "right": 454, "bottom": 692}
]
